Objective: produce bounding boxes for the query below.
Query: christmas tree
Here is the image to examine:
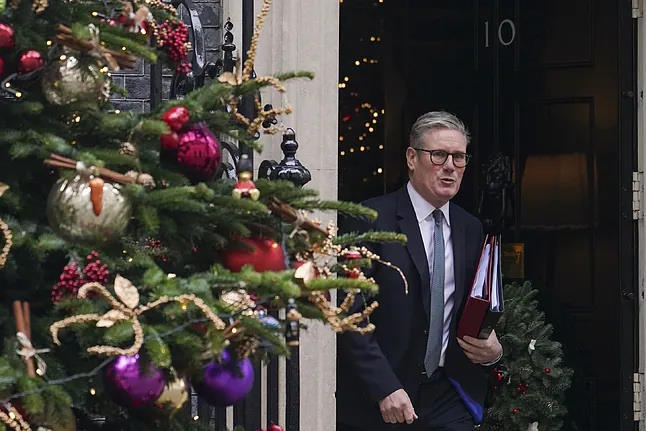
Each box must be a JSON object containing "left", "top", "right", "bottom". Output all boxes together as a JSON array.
[
  {"left": 0, "top": 0, "right": 403, "bottom": 429},
  {"left": 481, "top": 281, "right": 573, "bottom": 431}
]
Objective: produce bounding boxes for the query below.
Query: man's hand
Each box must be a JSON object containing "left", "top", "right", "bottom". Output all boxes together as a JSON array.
[
  {"left": 378, "top": 389, "right": 418, "bottom": 424},
  {"left": 457, "top": 329, "right": 503, "bottom": 364}
]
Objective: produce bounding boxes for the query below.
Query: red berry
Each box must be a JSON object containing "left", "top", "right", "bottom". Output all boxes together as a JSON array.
[{"left": 545, "top": 367, "right": 551, "bottom": 374}]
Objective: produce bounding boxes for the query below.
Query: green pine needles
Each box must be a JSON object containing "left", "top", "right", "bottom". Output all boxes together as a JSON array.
[
  {"left": 481, "top": 281, "right": 573, "bottom": 431},
  {"left": 0, "top": 0, "right": 396, "bottom": 428}
]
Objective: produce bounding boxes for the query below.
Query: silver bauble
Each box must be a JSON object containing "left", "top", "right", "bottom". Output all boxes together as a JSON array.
[
  {"left": 41, "top": 55, "right": 110, "bottom": 105},
  {"left": 47, "top": 175, "right": 131, "bottom": 243}
]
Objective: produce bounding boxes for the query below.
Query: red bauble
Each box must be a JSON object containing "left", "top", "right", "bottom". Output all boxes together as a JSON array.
[
  {"left": 0, "top": 56, "right": 4, "bottom": 77},
  {"left": 342, "top": 248, "right": 362, "bottom": 278},
  {"left": 17, "top": 50, "right": 44, "bottom": 74},
  {"left": 545, "top": 367, "right": 551, "bottom": 374},
  {"left": 512, "top": 408, "right": 519, "bottom": 415},
  {"left": 347, "top": 268, "right": 360, "bottom": 279},
  {"left": 223, "top": 237, "right": 286, "bottom": 273},
  {"left": 160, "top": 131, "right": 180, "bottom": 151},
  {"left": 0, "top": 23, "right": 14, "bottom": 49},
  {"left": 162, "top": 106, "right": 190, "bottom": 131},
  {"left": 344, "top": 249, "right": 362, "bottom": 260},
  {"left": 268, "top": 425, "right": 284, "bottom": 431}
]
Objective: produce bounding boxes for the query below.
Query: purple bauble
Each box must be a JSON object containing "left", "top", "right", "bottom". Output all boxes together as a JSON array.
[
  {"left": 176, "top": 123, "right": 221, "bottom": 181},
  {"left": 104, "top": 354, "right": 166, "bottom": 409},
  {"left": 195, "top": 350, "right": 254, "bottom": 406}
]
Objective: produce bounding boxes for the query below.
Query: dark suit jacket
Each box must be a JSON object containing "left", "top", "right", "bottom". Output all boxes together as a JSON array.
[{"left": 337, "top": 186, "right": 487, "bottom": 429}]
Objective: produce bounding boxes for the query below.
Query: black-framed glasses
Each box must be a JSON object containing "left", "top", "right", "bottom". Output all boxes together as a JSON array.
[{"left": 413, "top": 148, "right": 471, "bottom": 168}]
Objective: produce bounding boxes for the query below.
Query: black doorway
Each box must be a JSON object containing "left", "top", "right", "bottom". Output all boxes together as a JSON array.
[{"left": 338, "top": 1, "right": 637, "bottom": 429}]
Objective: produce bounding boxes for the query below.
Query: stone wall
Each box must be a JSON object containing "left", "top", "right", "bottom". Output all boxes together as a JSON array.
[{"left": 109, "top": 0, "right": 223, "bottom": 112}]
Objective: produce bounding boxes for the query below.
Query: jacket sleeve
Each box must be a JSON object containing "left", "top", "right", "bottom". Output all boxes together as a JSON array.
[
  {"left": 337, "top": 211, "right": 403, "bottom": 403},
  {"left": 338, "top": 296, "right": 403, "bottom": 402}
]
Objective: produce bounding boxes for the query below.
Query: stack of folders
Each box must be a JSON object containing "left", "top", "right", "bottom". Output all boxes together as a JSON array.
[{"left": 457, "top": 234, "right": 504, "bottom": 339}]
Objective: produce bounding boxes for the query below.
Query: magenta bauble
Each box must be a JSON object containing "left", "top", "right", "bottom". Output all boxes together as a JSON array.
[
  {"left": 195, "top": 350, "right": 254, "bottom": 406},
  {"left": 176, "top": 123, "right": 221, "bottom": 181},
  {"left": 0, "top": 23, "right": 14, "bottom": 49},
  {"left": 17, "top": 50, "right": 44, "bottom": 74},
  {"left": 104, "top": 354, "right": 166, "bottom": 409}
]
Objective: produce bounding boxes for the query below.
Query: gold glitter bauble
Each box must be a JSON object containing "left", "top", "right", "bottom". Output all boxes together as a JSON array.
[
  {"left": 156, "top": 377, "right": 188, "bottom": 410},
  {"left": 41, "top": 56, "right": 110, "bottom": 105},
  {"left": 46, "top": 175, "right": 131, "bottom": 243}
]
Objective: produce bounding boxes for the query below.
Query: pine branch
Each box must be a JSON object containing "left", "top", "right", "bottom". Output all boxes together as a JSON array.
[
  {"left": 292, "top": 199, "right": 378, "bottom": 220},
  {"left": 334, "top": 231, "right": 407, "bottom": 247}
]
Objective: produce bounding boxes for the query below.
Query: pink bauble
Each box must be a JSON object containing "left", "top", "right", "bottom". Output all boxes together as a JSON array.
[
  {"left": 104, "top": 354, "right": 166, "bottom": 409},
  {"left": 176, "top": 123, "right": 221, "bottom": 181}
]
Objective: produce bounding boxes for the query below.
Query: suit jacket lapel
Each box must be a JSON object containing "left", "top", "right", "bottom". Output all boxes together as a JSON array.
[
  {"left": 450, "top": 202, "right": 467, "bottom": 315},
  {"left": 397, "top": 188, "right": 431, "bottom": 318}
]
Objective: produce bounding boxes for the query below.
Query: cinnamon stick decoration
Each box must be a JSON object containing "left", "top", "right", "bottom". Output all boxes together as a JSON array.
[
  {"left": 55, "top": 24, "right": 137, "bottom": 70},
  {"left": 22, "top": 301, "right": 30, "bottom": 340},
  {"left": 12, "top": 300, "right": 35, "bottom": 377},
  {"left": 268, "top": 196, "right": 328, "bottom": 235},
  {"left": 44, "top": 153, "right": 136, "bottom": 185}
]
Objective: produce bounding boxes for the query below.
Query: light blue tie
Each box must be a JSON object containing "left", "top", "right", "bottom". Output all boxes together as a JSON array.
[{"left": 424, "top": 209, "right": 445, "bottom": 376}]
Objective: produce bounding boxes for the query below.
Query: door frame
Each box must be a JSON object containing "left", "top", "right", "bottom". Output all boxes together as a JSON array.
[{"left": 622, "top": 1, "right": 638, "bottom": 430}]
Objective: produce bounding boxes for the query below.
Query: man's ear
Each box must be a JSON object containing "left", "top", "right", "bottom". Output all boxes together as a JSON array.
[{"left": 405, "top": 147, "right": 417, "bottom": 171}]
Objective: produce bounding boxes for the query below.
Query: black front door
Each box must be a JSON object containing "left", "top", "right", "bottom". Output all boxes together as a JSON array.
[{"left": 338, "top": 1, "right": 637, "bottom": 429}]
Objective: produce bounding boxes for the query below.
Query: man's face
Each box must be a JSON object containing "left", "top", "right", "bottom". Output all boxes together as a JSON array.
[{"left": 406, "top": 128, "right": 467, "bottom": 208}]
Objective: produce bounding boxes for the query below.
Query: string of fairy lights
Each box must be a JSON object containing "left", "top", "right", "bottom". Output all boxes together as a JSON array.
[{"left": 338, "top": 0, "right": 386, "bottom": 194}]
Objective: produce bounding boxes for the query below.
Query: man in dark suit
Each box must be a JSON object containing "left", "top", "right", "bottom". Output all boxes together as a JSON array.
[{"left": 337, "top": 111, "right": 503, "bottom": 430}]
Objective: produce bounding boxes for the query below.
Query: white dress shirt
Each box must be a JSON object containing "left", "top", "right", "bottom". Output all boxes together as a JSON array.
[{"left": 407, "top": 182, "right": 455, "bottom": 367}]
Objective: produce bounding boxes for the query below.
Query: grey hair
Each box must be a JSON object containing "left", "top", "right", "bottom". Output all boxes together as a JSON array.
[{"left": 409, "top": 111, "right": 471, "bottom": 149}]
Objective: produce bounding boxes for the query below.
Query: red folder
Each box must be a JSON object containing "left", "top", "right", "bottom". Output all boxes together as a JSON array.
[{"left": 457, "top": 234, "right": 503, "bottom": 339}]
